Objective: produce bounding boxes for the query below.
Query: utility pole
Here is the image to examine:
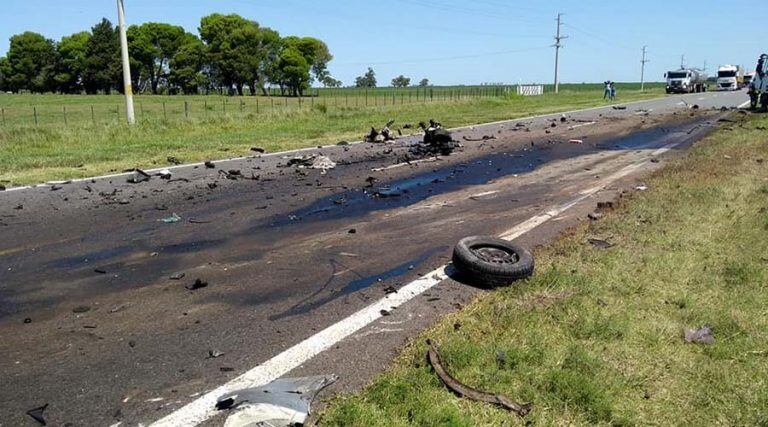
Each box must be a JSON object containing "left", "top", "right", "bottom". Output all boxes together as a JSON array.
[
  {"left": 640, "top": 46, "right": 650, "bottom": 92},
  {"left": 552, "top": 13, "right": 568, "bottom": 94},
  {"left": 680, "top": 54, "right": 686, "bottom": 70},
  {"left": 117, "top": 0, "right": 135, "bottom": 125}
]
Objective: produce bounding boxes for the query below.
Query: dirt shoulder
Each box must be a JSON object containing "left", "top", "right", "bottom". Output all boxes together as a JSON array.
[{"left": 318, "top": 111, "right": 768, "bottom": 426}]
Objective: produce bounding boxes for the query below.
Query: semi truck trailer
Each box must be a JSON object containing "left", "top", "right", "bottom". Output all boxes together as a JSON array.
[{"left": 665, "top": 69, "right": 708, "bottom": 94}]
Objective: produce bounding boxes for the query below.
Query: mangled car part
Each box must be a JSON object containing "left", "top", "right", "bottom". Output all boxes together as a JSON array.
[
  {"left": 412, "top": 120, "right": 458, "bottom": 156},
  {"left": 364, "top": 119, "right": 397, "bottom": 143},
  {"left": 427, "top": 341, "right": 532, "bottom": 417},
  {"left": 127, "top": 169, "right": 151, "bottom": 184},
  {"left": 215, "top": 375, "right": 337, "bottom": 427},
  {"left": 452, "top": 236, "right": 534, "bottom": 287},
  {"left": 285, "top": 154, "right": 336, "bottom": 172}
]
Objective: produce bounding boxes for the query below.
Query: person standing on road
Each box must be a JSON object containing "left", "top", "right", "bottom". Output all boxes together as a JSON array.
[
  {"left": 604, "top": 81, "right": 612, "bottom": 100},
  {"left": 610, "top": 82, "right": 617, "bottom": 101}
]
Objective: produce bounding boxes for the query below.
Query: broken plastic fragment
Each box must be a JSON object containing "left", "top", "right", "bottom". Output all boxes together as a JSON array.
[
  {"left": 127, "top": 169, "right": 151, "bottom": 184},
  {"left": 684, "top": 326, "right": 715, "bottom": 345},
  {"left": 159, "top": 213, "right": 182, "bottom": 224},
  {"left": 26, "top": 404, "right": 48, "bottom": 425},
  {"left": 216, "top": 375, "right": 337, "bottom": 427}
]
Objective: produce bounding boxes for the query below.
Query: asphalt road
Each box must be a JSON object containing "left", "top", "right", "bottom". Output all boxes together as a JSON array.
[{"left": 0, "top": 90, "right": 747, "bottom": 426}]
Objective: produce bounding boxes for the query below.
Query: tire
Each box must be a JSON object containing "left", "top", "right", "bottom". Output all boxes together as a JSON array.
[{"left": 452, "top": 236, "right": 534, "bottom": 287}]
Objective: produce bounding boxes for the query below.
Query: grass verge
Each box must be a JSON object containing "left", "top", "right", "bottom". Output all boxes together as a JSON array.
[
  {"left": 0, "top": 88, "right": 664, "bottom": 186},
  {"left": 319, "top": 113, "right": 768, "bottom": 426}
]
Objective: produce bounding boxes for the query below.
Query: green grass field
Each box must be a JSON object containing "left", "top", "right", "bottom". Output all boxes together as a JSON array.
[
  {"left": 319, "top": 113, "right": 768, "bottom": 426},
  {"left": 0, "top": 84, "right": 665, "bottom": 186}
]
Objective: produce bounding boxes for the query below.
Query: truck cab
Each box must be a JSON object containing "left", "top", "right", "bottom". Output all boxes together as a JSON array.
[
  {"left": 665, "top": 69, "right": 707, "bottom": 94},
  {"left": 716, "top": 65, "right": 744, "bottom": 91}
]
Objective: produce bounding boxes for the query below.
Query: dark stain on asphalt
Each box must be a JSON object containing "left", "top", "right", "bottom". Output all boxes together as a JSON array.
[{"left": 269, "top": 246, "right": 446, "bottom": 320}]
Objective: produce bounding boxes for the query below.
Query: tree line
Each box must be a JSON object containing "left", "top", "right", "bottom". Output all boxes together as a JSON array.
[{"left": 0, "top": 14, "right": 338, "bottom": 96}]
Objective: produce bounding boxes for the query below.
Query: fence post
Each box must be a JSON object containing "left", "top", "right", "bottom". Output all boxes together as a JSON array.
[
  {"left": 163, "top": 102, "right": 167, "bottom": 120},
  {"left": 91, "top": 106, "right": 95, "bottom": 125},
  {"left": 256, "top": 97, "right": 259, "bottom": 114},
  {"left": 223, "top": 99, "right": 226, "bottom": 114},
  {"left": 271, "top": 98, "right": 274, "bottom": 113},
  {"left": 63, "top": 106, "right": 67, "bottom": 125},
  {"left": 1, "top": 108, "right": 4, "bottom": 126},
  {"left": 204, "top": 100, "right": 207, "bottom": 117},
  {"left": 365, "top": 90, "right": 368, "bottom": 107},
  {"left": 299, "top": 96, "right": 302, "bottom": 110},
  {"left": 116, "top": 105, "right": 120, "bottom": 123},
  {"left": 184, "top": 101, "right": 189, "bottom": 119},
  {"left": 239, "top": 100, "right": 244, "bottom": 113}
]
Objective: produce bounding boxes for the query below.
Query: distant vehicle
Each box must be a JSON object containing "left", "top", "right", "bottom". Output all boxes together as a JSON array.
[
  {"left": 716, "top": 65, "right": 744, "bottom": 91},
  {"left": 665, "top": 69, "right": 708, "bottom": 94},
  {"left": 744, "top": 71, "right": 755, "bottom": 86}
]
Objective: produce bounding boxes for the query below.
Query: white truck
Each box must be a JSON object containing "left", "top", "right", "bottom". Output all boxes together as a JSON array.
[
  {"left": 716, "top": 65, "right": 744, "bottom": 91},
  {"left": 665, "top": 69, "right": 708, "bottom": 94}
]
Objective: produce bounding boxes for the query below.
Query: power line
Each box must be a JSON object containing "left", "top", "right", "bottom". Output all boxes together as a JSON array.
[{"left": 333, "top": 46, "right": 550, "bottom": 67}]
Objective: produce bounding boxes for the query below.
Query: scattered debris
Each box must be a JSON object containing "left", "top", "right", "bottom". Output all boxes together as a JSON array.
[
  {"left": 73, "top": 305, "right": 91, "bottom": 314},
  {"left": 157, "top": 169, "right": 173, "bottom": 180},
  {"left": 285, "top": 155, "right": 336, "bottom": 172},
  {"left": 219, "top": 169, "right": 243, "bottom": 180},
  {"left": 380, "top": 309, "right": 392, "bottom": 316},
  {"left": 364, "top": 119, "right": 397, "bottom": 143},
  {"left": 204, "top": 161, "right": 216, "bottom": 169},
  {"left": 427, "top": 341, "right": 531, "bottom": 417},
  {"left": 337, "top": 140, "right": 349, "bottom": 146},
  {"left": 207, "top": 350, "right": 225, "bottom": 359},
  {"left": 167, "top": 156, "right": 182, "bottom": 165},
  {"left": 215, "top": 375, "right": 337, "bottom": 427},
  {"left": 612, "top": 106, "right": 627, "bottom": 110},
  {"left": 251, "top": 147, "right": 266, "bottom": 154},
  {"left": 26, "top": 404, "right": 48, "bottom": 425},
  {"left": 24, "top": 318, "right": 32, "bottom": 324},
  {"left": 170, "top": 272, "right": 185, "bottom": 280},
  {"left": 588, "top": 212, "right": 603, "bottom": 221},
  {"left": 189, "top": 218, "right": 213, "bottom": 224},
  {"left": 569, "top": 139, "right": 583, "bottom": 144},
  {"left": 159, "top": 213, "right": 182, "bottom": 224},
  {"left": 462, "top": 135, "right": 496, "bottom": 142},
  {"left": 635, "top": 185, "right": 649, "bottom": 191},
  {"left": 127, "top": 169, "right": 151, "bottom": 184},
  {"left": 588, "top": 238, "right": 614, "bottom": 249},
  {"left": 684, "top": 326, "right": 715, "bottom": 345},
  {"left": 185, "top": 278, "right": 208, "bottom": 290},
  {"left": 94, "top": 268, "right": 107, "bottom": 274}
]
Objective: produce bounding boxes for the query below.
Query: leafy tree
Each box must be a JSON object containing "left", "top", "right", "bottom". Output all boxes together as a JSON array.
[
  {"left": 83, "top": 19, "right": 121, "bottom": 94},
  {"left": 419, "top": 78, "right": 430, "bottom": 87},
  {"left": 5, "top": 32, "right": 57, "bottom": 93},
  {"left": 127, "top": 23, "right": 189, "bottom": 94},
  {"left": 200, "top": 13, "right": 280, "bottom": 96},
  {"left": 320, "top": 75, "right": 342, "bottom": 88},
  {"left": 0, "top": 57, "right": 10, "bottom": 92},
  {"left": 277, "top": 47, "right": 310, "bottom": 96},
  {"left": 355, "top": 67, "right": 376, "bottom": 88},
  {"left": 282, "top": 36, "right": 332, "bottom": 84},
  {"left": 391, "top": 75, "right": 410, "bottom": 88},
  {"left": 55, "top": 32, "right": 90, "bottom": 93},
  {"left": 169, "top": 35, "right": 208, "bottom": 94}
]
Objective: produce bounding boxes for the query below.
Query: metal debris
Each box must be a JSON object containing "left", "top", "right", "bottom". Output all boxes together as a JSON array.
[
  {"left": 427, "top": 341, "right": 531, "bottom": 417},
  {"left": 127, "top": 169, "right": 151, "bottom": 184},
  {"left": 185, "top": 279, "right": 208, "bottom": 290},
  {"left": 159, "top": 213, "right": 182, "bottom": 224},
  {"left": 157, "top": 169, "right": 173, "bottom": 180},
  {"left": 216, "top": 375, "right": 337, "bottom": 427},
  {"left": 364, "top": 119, "right": 397, "bottom": 143},
  {"left": 26, "top": 404, "right": 48, "bottom": 425},
  {"left": 588, "top": 238, "right": 614, "bottom": 249}
]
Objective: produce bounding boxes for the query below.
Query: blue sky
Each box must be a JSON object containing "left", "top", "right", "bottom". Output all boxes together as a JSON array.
[{"left": 0, "top": 0, "right": 761, "bottom": 86}]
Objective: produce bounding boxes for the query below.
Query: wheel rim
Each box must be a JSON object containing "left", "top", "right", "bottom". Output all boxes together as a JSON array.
[{"left": 470, "top": 244, "right": 519, "bottom": 264}]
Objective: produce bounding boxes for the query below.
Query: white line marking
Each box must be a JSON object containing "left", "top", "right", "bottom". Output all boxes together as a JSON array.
[
  {"left": 148, "top": 122, "right": 712, "bottom": 427},
  {"left": 372, "top": 157, "right": 439, "bottom": 172}
]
